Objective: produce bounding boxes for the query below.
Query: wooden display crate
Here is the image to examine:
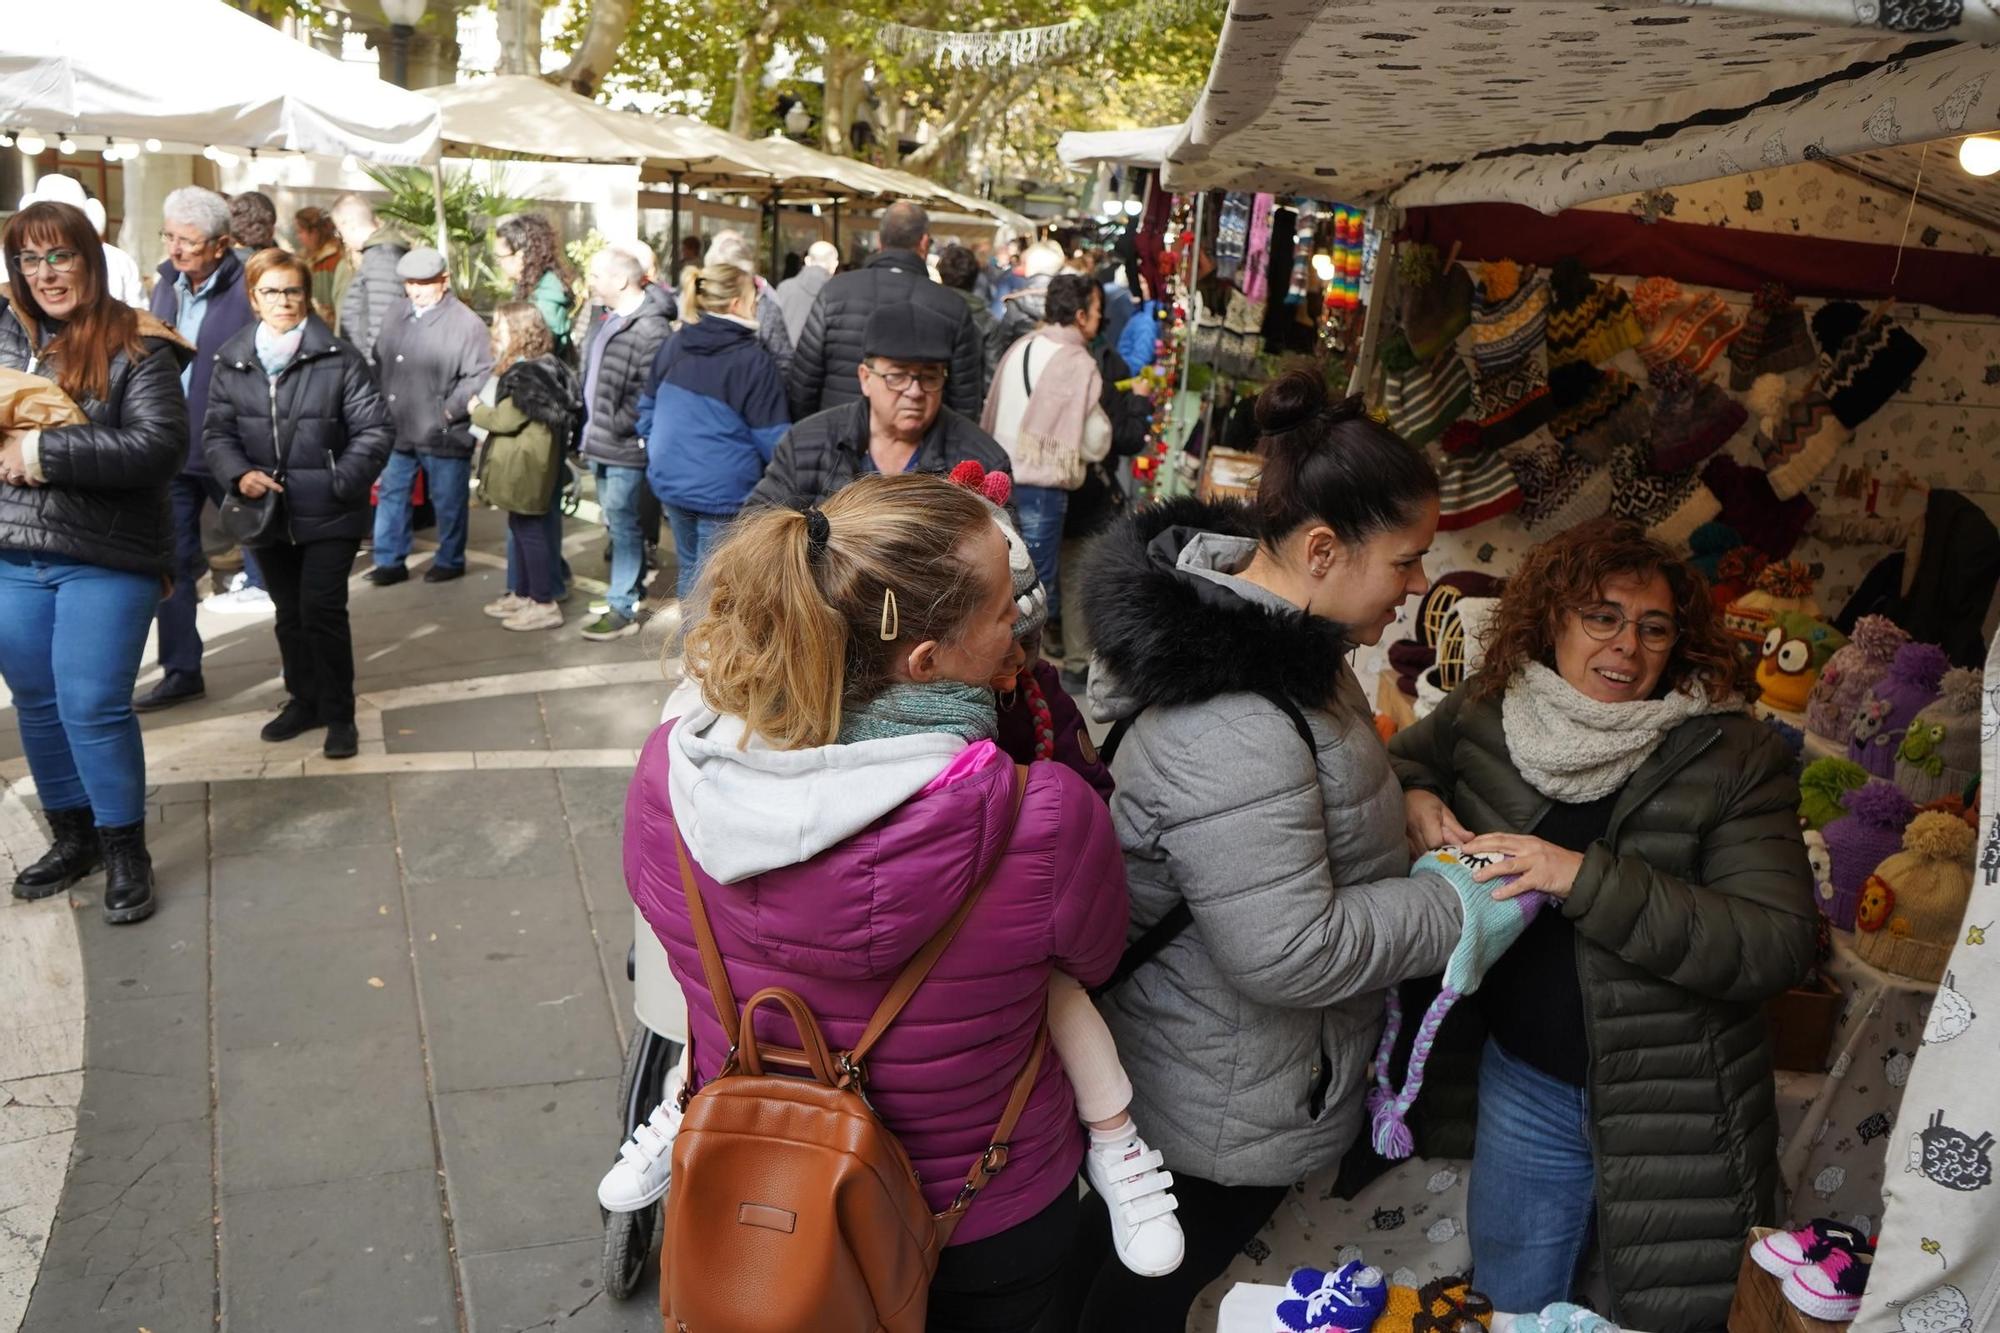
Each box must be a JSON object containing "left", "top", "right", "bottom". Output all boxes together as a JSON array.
[
  {"left": 1766, "top": 975, "right": 1843, "bottom": 1073},
  {"left": 1729, "top": 1229, "right": 1851, "bottom": 1333}
]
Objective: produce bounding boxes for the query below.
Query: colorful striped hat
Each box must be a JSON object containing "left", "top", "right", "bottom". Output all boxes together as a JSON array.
[{"left": 1546, "top": 259, "right": 1644, "bottom": 369}]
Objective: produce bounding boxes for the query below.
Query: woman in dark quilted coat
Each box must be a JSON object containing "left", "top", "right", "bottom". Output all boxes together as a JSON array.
[
  {"left": 1390, "top": 519, "right": 1816, "bottom": 1333},
  {"left": 1, "top": 201, "right": 192, "bottom": 925},
  {"left": 205, "top": 249, "right": 394, "bottom": 761}
]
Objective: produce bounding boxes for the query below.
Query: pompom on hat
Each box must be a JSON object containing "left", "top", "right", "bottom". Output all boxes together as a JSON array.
[
  {"left": 1807, "top": 614, "right": 1911, "bottom": 743},
  {"left": 1687, "top": 521, "right": 1743, "bottom": 580},
  {"left": 1723, "top": 560, "right": 1818, "bottom": 648},
  {"left": 1368, "top": 847, "right": 1546, "bottom": 1160},
  {"left": 1728, "top": 282, "right": 1818, "bottom": 390},
  {"left": 1894, "top": 666, "right": 1982, "bottom": 805},
  {"left": 1848, "top": 642, "right": 1950, "bottom": 779},
  {"left": 1798, "top": 756, "right": 1870, "bottom": 832},
  {"left": 1853, "top": 812, "right": 1976, "bottom": 983},
  {"left": 1545, "top": 258, "right": 1644, "bottom": 370},
  {"left": 946, "top": 461, "right": 1045, "bottom": 640},
  {"left": 1820, "top": 779, "right": 1917, "bottom": 930},
  {"left": 1638, "top": 282, "right": 1742, "bottom": 377}
]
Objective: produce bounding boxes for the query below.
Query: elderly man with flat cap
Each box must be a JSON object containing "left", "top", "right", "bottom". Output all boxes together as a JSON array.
[
  {"left": 366, "top": 246, "right": 493, "bottom": 587},
  {"left": 748, "top": 301, "right": 1009, "bottom": 509}
]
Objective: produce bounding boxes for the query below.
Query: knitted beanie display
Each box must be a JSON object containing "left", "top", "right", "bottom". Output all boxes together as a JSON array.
[
  {"left": 1700, "top": 456, "right": 1815, "bottom": 561},
  {"left": 1465, "top": 261, "right": 1553, "bottom": 449},
  {"left": 1687, "top": 521, "right": 1742, "bottom": 579},
  {"left": 1649, "top": 479, "right": 1725, "bottom": 552},
  {"left": 1381, "top": 335, "right": 1474, "bottom": 448},
  {"left": 1646, "top": 363, "right": 1747, "bottom": 475},
  {"left": 1813, "top": 300, "right": 1930, "bottom": 430},
  {"left": 1505, "top": 429, "right": 1612, "bottom": 536},
  {"left": 1821, "top": 780, "right": 1918, "bottom": 929},
  {"left": 1746, "top": 372, "right": 1849, "bottom": 501},
  {"left": 1848, "top": 642, "right": 1950, "bottom": 779},
  {"left": 1799, "top": 756, "right": 1870, "bottom": 831},
  {"left": 1894, "top": 667, "right": 1983, "bottom": 805},
  {"left": 1399, "top": 245, "right": 1474, "bottom": 361},
  {"left": 1609, "top": 442, "right": 1708, "bottom": 536},
  {"left": 1638, "top": 283, "right": 1742, "bottom": 377},
  {"left": 1272, "top": 1261, "right": 1388, "bottom": 1333},
  {"left": 1755, "top": 611, "right": 1849, "bottom": 714},
  {"left": 1728, "top": 282, "right": 1819, "bottom": 390},
  {"left": 1545, "top": 259, "right": 1645, "bottom": 370},
  {"left": 1853, "top": 812, "right": 1976, "bottom": 983},
  {"left": 1368, "top": 848, "right": 1544, "bottom": 1159},
  {"left": 1434, "top": 446, "right": 1524, "bottom": 532},
  {"left": 1707, "top": 542, "right": 1771, "bottom": 612},
  {"left": 1547, "top": 361, "right": 1649, "bottom": 464},
  {"left": 1724, "top": 561, "right": 1819, "bottom": 648},
  {"left": 1807, "top": 615, "right": 1910, "bottom": 743}
]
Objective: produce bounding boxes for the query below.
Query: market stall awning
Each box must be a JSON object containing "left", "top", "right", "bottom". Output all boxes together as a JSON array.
[
  {"left": 0, "top": 0, "right": 440, "bottom": 164},
  {"left": 427, "top": 77, "right": 775, "bottom": 189},
  {"left": 1057, "top": 125, "right": 1180, "bottom": 172},
  {"left": 1163, "top": 0, "right": 2000, "bottom": 213}
]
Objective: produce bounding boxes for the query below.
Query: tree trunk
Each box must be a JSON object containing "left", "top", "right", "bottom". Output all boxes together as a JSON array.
[
  {"left": 820, "top": 43, "right": 868, "bottom": 157},
  {"left": 902, "top": 71, "right": 1018, "bottom": 172},
  {"left": 552, "top": 0, "right": 634, "bottom": 96},
  {"left": 496, "top": 0, "right": 542, "bottom": 75},
  {"left": 727, "top": 3, "right": 793, "bottom": 138}
]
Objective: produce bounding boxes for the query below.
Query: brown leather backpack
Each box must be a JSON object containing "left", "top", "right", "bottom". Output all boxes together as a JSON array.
[{"left": 661, "top": 765, "right": 1043, "bottom": 1333}]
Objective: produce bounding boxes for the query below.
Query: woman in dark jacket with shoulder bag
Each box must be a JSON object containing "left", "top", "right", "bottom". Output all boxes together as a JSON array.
[
  {"left": 206, "top": 249, "right": 394, "bottom": 761},
  {"left": 1389, "top": 518, "right": 1816, "bottom": 1333},
  {"left": 1, "top": 201, "right": 191, "bottom": 925}
]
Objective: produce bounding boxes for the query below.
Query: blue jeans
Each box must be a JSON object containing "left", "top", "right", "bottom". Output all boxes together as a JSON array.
[
  {"left": 1467, "top": 1039, "right": 1597, "bottom": 1311},
  {"left": 373, "top": 451, "right": 471, "bottom": 573},
  {"left": 506, "top": 466, "right": 571, "bottom": 600},
  {"left": 0, "top": 554, "right": 159, "bottom": 827},
  {"left": 593, "top": 463, "right": 646, "bottom": 618},
  {"left": 158, "top": 471, "right": 265, "bottom": 678},
  {"left": 1012, "top": 484, "right": 1067, "bottom": 623},
  {"left": 662, "top": 504, "right": 733, "bottom": 602}
]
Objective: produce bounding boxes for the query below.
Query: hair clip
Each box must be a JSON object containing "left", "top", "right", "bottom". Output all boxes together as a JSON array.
[
  {"left": 799, "top": 506, "right": 830, "bottom": 563},
  {"left": 879, "top": 588, "right": 900, "bottom": 641}
]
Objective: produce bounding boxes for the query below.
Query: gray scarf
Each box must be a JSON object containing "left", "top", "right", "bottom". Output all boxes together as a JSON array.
[
  {"left": 836, "top": 682, "right": 997, "bottom": 747},
  {"left": 1500, "top": 662, "right": 1740, "bottom": 802}
]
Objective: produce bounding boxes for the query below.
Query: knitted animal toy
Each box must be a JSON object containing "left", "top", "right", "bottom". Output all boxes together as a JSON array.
[
  {"left": 1894, "top": 667, "right": 1982, "bottom": 805},
  {"left": 1806, "top": 614, "right": 1910, "bottom": 743},
  {"left": 1821, "top": 780, "right": 1918, "bottom": 930},
  {"left": 1368, "top": 848, "right": 1544, "bottom": 1158},
  {"left": 1755, "top": 611, "right": 1848, "bottom": 714},
  {"left": 1848, "top": 642, "right": 1950, "bottom": 780},
  {"left": 1370, "top": 1277, "right": 1495, "bottom": 1332},
  {"left": 1271, "top": 1261, "right": 1388, "bottom": 1332},
  {"left": 1798, "top": 757, "right": 1869, "bottom": 831}
]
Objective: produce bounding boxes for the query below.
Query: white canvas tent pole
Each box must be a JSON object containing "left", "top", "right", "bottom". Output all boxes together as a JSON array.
[
  {"left": 1344, "top": 201, "right": 1399, "bottom": 401},
  {"left": 431, "top": 162, "right": 451, "bottom": 267}
]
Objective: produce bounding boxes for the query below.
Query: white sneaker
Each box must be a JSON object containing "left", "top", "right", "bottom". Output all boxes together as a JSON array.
[
  {"left": 502, "top": 601, "right": 564, "bottom": 632},
  {"left": 206, "top": 586, "right": 274, "bottom": 614},
  {"left": 483, "top": 593, "right": 530, "bottom": 619},
  {"left": 598, "top": 1069, "right": 684, "bottom": 1212},
  {"left": 1084, "top": 1132, "right": 1184, "bottom": 1277}
]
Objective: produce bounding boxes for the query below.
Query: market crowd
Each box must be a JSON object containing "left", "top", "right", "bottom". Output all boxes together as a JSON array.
[{"left": 3, "top": 181, "right": 1816, "bottom": 1333}]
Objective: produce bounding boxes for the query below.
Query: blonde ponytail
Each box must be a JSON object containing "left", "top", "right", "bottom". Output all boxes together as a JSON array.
[{"left": 678, "top": 260, "right": 755, "bottom": 327}]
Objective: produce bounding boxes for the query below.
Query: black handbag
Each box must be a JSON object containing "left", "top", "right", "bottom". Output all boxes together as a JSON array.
[{"left": 218, "top": 382, "right": 297, "bottom": 548}]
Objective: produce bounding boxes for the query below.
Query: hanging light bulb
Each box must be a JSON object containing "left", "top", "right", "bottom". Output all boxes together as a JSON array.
[
  {"left": 144, "top": 138, "right": 162, "bottom": 153},
  {"left": 202, "top": 145, "right": 218, "bottom": 161},
  {"left": 102, "top": 145, "right": 122, "bottom": 162},
  {"left": 0, "top": 133, "right": 12, "bottom": 149},
  {"left": 1961, "top": 135, "right": 2000, "bottom": 177},
  {"left": 1122, "top": 198, "right": 1143, "bottom": 217},
  {"left": 18, "top": 133, "right": 46, "bottom": 156},
  {"left": 1311, "top": 252, "right": 1336, "bottom": 281},
  {"left": 57, "top": 137, "right": 76, "bottom": 154}
]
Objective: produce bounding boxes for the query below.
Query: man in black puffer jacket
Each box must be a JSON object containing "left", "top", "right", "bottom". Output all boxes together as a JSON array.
[{"left": 785, "top": 201, "right": 984, "bottom": 422}]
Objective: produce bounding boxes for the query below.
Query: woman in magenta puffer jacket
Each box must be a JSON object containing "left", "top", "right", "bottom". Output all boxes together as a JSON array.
[{"left": 624, "top": 472, "right": 1128, "bottom": 1330}]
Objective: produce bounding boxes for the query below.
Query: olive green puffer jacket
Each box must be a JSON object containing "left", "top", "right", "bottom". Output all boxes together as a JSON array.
[{"left": 1389, "top": 686, "right": 1817, "bottom": 1333}]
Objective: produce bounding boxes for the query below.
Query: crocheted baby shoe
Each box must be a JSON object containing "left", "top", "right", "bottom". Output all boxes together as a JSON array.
[
  {"left": 1510, "top": 1302, "right": 1620, "bottom": 1332},
  {"left": 1368, "top": 849, "right": 1543, "bottom": 1159},
  {"left": 1271, "top": 1260, "right": 1388, "bottom": 1332},
  {"left": 1781, "top": 1246, "right": 1873, "bottom": 1321},
  {"left": 1752, "top": 1217, "right": 1874, "bottom": 1279}
]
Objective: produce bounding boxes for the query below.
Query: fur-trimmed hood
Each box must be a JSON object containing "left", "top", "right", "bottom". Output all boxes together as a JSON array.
[
  {"left": 498, "top": 354, "right": 581, "bottom": 436},
  {"left": 1081, "top": 496, "right": 1351, "bottom": 722}
]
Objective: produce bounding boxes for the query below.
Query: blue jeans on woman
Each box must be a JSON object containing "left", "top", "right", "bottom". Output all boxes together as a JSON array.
[
  {"left": 1012, "top": 484, "right": 1068, "bottom": 622},
  {"left": 0, "top": 553, "right": 160, "bottom": 827},
  {"left": 1467, "top": 1038, "right": 1597, "bottom": 1312},
  {"left": 661, "top": 504, "right": 732, "bottom": 602}
]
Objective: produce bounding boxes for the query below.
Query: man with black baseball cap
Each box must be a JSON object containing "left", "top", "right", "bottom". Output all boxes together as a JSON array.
[{"left": 748, "top": 302, "right": 1010, "bottom": 508}]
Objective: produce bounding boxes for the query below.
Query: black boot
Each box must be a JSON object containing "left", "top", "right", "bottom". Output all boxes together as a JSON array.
[
  {"left": 12, "top": 805, "right": 101, "bottom": 900},
  {"left": 98, "top": 822, "right": 156, "bottom": 925}
]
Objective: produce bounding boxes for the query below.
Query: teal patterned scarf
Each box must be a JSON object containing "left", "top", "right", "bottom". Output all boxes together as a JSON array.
[{"left": 837, "top": 682, "right": 997, "bottom": 747}]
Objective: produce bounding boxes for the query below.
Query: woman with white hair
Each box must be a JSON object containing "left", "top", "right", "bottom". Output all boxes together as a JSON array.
[{"left": 703, "top": 231, "right": 792, "bottom": 380}]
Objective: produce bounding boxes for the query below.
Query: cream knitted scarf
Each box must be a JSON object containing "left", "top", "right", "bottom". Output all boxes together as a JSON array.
[{"left": 1501, "top": 662, "right": 1740, "bottom": 802}]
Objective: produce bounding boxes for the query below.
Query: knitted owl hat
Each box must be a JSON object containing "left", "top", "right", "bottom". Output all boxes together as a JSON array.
[
  {"left": 1853, "top": 812, "right": 1976, "bottom": 983},
  {"left": 1798, "top": 756, "right": 1870, "bottom": 831},
  {"left": 1728, "top": 281, "right": 1818, "bottom": 390},
  {"left": 1755, "top": 611, "right": 1848, "bottom": 715},
  {"left": 1821, "top": 779, "right": 1918, "bottom": 930},
  {"left": 1895, "top": 667, "right": 1982, "bottom": 805},
  {"left": 1368, "top": 847, "right": 1546, "bottom": 1159},
  {"left": 1806, "top": 614, "right": 1910, "bottom": 742},
  {"left": 1545, "top": 258, "right": 1644, "bottom": 370},
  {"left": 1849, "top": 642, "right": 1950, "bottom": 779},
  {"left": 947, "top": 461, "right": 1045, "bottom": 639}
]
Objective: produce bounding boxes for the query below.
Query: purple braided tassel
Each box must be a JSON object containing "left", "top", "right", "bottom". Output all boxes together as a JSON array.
[
  {"left": 1366, "top": 986, "right": 1404, "bottom": 1121},
  {"left": 1369, "top": 987, "right": 1460, "bottom": 1161}
]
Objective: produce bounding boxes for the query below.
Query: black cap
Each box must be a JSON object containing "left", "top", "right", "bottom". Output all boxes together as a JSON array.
[{"left": 862, "top": 302, "right": 955, "bottom": 364}]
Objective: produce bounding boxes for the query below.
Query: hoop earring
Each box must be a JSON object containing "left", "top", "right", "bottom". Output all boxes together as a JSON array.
[{"left": 879, "top": 588, "right": 900, "bottom": 641}]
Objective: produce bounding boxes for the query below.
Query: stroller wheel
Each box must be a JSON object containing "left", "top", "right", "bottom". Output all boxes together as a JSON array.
[{"left": 601, "top": 1200, "right": 658, "bottom": 1300}]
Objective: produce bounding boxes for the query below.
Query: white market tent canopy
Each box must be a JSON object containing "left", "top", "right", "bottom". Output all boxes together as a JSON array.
[
  {"left": 1164, "top": 0, "right": 2000, "bottom": 213},
  {"left": 1057, "top": 124, "right": 1180, "bottom": 172},
  {"left": 0, "top": 0, "right": 440, "bottom": 165}
]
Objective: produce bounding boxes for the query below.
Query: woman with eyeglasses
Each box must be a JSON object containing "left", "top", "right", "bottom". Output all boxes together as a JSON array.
[
  {"left": 493, "top": 214, "right": 575, "bottom": 358},
  {"left": 1388, "top": 518, "right": 1815, "bottom": 1333},
  {"left": 0, "top": 201, "right": 191, "bottom": 924},
  {"left": 204, "top": 249, "right": 394, "bottom": 761}
]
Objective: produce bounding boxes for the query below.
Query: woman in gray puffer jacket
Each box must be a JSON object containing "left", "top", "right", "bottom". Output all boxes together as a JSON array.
[{"left": 1070, "top": 368, "right": 1462, "bottom": 1327}]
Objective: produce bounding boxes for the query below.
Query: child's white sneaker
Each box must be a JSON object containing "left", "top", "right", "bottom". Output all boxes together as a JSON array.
[
  {"left": 1084, "top": 1131, "right": 1184, "bottom": 1276},
  {"left": 597, "top": 1068, "right": 684, "bottom": 1212}
]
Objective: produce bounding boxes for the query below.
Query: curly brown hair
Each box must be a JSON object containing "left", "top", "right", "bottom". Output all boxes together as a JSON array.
[{"left": 1467, "top": 518, "right": 1744, "bottom": 703}]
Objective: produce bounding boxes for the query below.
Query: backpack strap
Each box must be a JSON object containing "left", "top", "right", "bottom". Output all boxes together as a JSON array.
[
  {"left": 1087, "top": 690, "right": 1315, "bottom": 1000},
  {"left": 847, "top": 764, "right": 1030, "bottom": 1072},
  {"left": 935, "top": 1016, "right": 1049, "bottom": 1243},
  {"left": 677, "top": 836, "right": 743, "bottom": 1050}
]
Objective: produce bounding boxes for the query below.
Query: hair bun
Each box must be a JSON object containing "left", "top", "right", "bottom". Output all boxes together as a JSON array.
[{"left": 1254, "top": 365, "right": 1329, "bottom": 436}]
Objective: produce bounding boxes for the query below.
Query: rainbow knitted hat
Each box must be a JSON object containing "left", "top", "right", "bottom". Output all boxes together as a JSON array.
[{"left": 1369, "top": 847, "right": 1545, "bottom": 1159}]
